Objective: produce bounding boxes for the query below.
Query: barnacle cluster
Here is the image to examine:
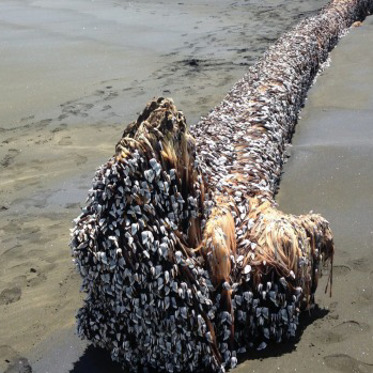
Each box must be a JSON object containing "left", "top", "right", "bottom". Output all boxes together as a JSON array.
[{"left": 71, "top": 0, "right": 372, "bottom": 371}]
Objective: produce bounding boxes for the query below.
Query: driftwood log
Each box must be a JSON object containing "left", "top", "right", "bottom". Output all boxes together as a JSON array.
[{"left": 71, "top": 0, "right": 373, "bottom": 372}]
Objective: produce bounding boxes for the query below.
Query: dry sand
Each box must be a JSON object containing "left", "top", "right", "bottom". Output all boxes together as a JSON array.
[{"left": 0, "top": 1, "right": 372, "bottom": 372}]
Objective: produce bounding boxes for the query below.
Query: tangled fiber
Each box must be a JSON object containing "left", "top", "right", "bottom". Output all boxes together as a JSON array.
[{"left": 71, "top": 0, "right": 373, "bottom": 372}]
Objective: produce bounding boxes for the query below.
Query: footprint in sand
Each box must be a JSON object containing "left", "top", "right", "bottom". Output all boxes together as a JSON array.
[
  {"left": 61, "top": 102, "right": 94, "bottom": 118},
  {"left": 51, "top": 123, "right": 67, "bottom": 133},
  {"left": 103, "top": 91, "right": 119, "bottom": 101},
  {"left": 320, "top": 320, "right": 370, "bottom": 343},
  {"left": 355, "top": 286, "right": 373, "bottom": 305},
  {"left": 4, "top": 357, "right": 33, "bottom": 373},
  {"left": 20, "top": 115, "right": 35, "bottom": 123},
  {"left": 0, "top": 287, "right": 22, "bottom": 305},
  {"left": 27, "top": 269, "right": 47, "bottom": 288},
  {"left": 348, "top": 257, "right": 373, "bottom": 273},
  {"left": 333, "top": 265, "right": 352, "bottom": 277},
  {"left": 58, "top": 136, "right": 73, "bottom": 146},
  {"left": 35, "top": 118, "right": 52, "bottom": 128},
  {"left": 58, "top": 113, "right": 69, "bottom": 121},
  {"left": 75, "top": 154, "right": 88, "bottom": 166},
  {"left": 324, "top": 354, "right": 373, "bottom": 373},
  {"left": 1, "top": 149, "right": 20, "bottom": 168},
  {"left": 0, "top": 344, "right": 19, "bottom": 364},
  {"left": 94, "top": 88, "right": 119, "bottom": 101}
]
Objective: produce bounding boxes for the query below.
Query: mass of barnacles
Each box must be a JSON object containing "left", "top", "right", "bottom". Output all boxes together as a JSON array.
[{"left": 71, "top": 0, "right": 372, "bottom": 372}]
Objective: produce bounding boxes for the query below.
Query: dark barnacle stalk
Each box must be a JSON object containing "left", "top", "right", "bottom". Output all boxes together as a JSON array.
[{"left": 71, "top": 0, "right": 373, "bottom": 372}]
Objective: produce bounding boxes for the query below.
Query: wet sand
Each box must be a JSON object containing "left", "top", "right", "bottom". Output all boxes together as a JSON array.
[
  {"left": 238, "top": 17, "right": 373, "bottom": 373},
  {"left": 0, "top": 1, "right": 372, "bottom": 372}
]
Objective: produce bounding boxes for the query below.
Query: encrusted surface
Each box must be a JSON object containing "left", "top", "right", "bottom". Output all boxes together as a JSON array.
[{"left": 71, "top": 1, "right": 372, "bottom": 372}]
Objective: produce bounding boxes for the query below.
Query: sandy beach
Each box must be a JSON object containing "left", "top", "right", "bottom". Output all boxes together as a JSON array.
[{"left": 1, "top": 1, "right": 372, "bottom": 372}]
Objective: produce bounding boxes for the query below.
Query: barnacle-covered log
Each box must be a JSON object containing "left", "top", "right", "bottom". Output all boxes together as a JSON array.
[{"left": 71, "top": 0, "right": 372, "bottom": 372}]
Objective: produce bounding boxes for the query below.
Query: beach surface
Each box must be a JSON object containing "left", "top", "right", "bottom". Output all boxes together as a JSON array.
[{"left": 0, "top": 1, "right": 372, "bottom": 372}]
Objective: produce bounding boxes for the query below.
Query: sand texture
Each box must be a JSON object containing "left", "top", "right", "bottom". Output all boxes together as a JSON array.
[{"left": 0, "top": 0, "right": 372, "bottom": 372}]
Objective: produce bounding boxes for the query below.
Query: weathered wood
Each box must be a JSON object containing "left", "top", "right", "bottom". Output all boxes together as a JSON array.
[{"left": 71, "top": 1, "right": 373, "bottom": 372}]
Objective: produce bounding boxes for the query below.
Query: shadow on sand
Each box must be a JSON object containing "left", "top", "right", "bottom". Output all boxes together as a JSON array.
[
  {"left": 240, "top": 305, "right": 329, "bottom": 363},
  {"left": 69, "top": 306, "right": 328, "bottom": 372},
  {"left": 69, "top": 345, "right": 123, "bottom": 373}
]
